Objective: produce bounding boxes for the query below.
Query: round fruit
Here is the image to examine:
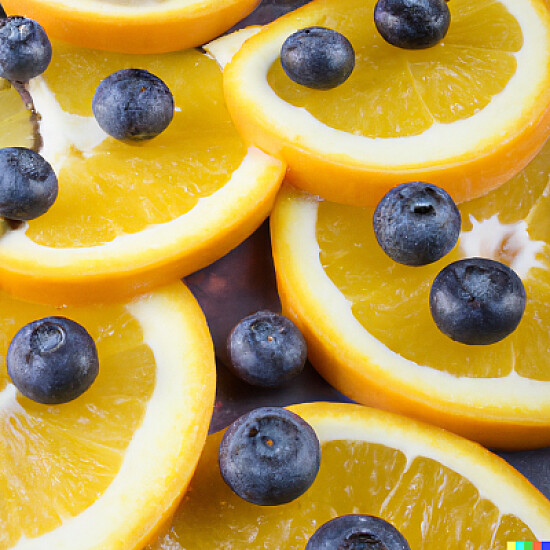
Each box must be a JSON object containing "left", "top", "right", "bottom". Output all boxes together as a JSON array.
[
  {"left": 92, "top": 68, "right": 174, "bottom": 142},
  {"left": 305, "top": 514, "right": 411, "bottom": 550},
  {"left": 218, "top": 406, "right": 321, "bottom": 506},
  {"left": 429, "top": 257, "right": 526, "bottom": 345},
  {"left": 7, "top": 316, "right": 99, "bottom": 404},
  {"left": 0, "top": 16, "right": 51, "bottom": 81},
  {"left": 226, "top": 310, "right": 307, "bottom": 387},
  {"left": 374, "top": 0, "right": 450, "bottom": 49},
  {"left": 280, "top": 27, "right": 355, "bottom": 90},
  {"left": 0, "top": 147, "right": 57, "bottom": 220},
  {"left": 373, "top": 181, "right": 460, "bottom": 266}
]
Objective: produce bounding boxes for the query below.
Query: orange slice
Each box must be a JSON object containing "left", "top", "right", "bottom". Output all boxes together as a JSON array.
[
  {"left": 271, "top": 138, "right": 550, "bottom": 450},
  {"left": 0, "top": 40, "right": 284, "bottom": 305},
  {"left": 0, "top": 79, "right": 39, "bottom": 151},
  {"left": 3, "top": 0, "right": 260, "bottom": 54},
  {"left": 0, "top": 280, "right": 216, "bottom": 549},
  {"left": 224, "top": 0, "right": 550, "bottom": 205},
  {"left": 148, "top": 402, "right": 550, "bottom": 549}
]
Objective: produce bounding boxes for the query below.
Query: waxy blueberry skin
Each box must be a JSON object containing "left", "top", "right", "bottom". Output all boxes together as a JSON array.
[
  {"left": 0, "top": 16, "right": 52, "bottom": 81},
  {"left": 281, "top": 27, "right": 355, "bottom": 89},
  {"left": 7, "top": 317, "right": 99, "bottom": 404},
  {"left": 92, "top": 68, "right": 174, "bottom": 142},
  {"left": 306, "top": 515, "right": 411, "bottom": 550},
  {"left": 374, "top": 0, "right": 450, "bottom": 49},
  {"left": 0, "top": 147, "right": 58, "bottom": 220},
  {"left": 219, "top": 407, "right": 321, "bottom": 506},
  {"left": 430, "top": 257, "right": 526, "bottom": 345}
]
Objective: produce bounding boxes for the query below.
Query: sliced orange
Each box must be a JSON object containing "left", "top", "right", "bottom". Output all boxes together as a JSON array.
[
  {"left": 271, "top": 138, "right": 550, "bottom": 450},
  {"left": 0, "top": 79, "right": 39, "bottom": 151},
  {"left": 224, "top": 0, "right": 550, "bottom": 205},
  {"left": 148, "top": 402, "right": 550, "bottom": 549},
  {"left": 0, "top": 280, "right": 216, "bottom": 549},
  {"left": 3, "top": 0, "right": 260, "bottom": 54},
  {"left": 0, "top": 40, "right": 284, "bottom": 305}
]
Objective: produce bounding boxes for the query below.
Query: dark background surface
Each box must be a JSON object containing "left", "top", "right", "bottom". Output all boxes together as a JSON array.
[{"left": 185, "top": 0, "right": 550, "bottom": 502}]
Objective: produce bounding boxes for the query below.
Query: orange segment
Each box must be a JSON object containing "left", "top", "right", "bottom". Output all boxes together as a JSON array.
[
  {"left": 3, "top": 0, "right": 260, "bottom": 54},
  {"left": 148, "top": 403, "right": 550, "bottom": 549},
  {"left": 0, "top": 41, "right": 285, "bottom": 305},
  {"left": 0, "top": 281, "right": 216, "bottom": 549},
  {"left": 224, "top": 0, "right": 550, "bottom": 205},
  {"left": 271, "top": 138, "right": 550, "bottom": 450},
  {"left": 0, "top": 79, "right": 39, "bottom": 151}
]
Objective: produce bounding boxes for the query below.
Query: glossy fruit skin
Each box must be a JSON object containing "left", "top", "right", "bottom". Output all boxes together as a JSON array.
[
  {"left": 226, "top": 310, "right": 307, "bottom": 387},
  {"left": 373, "top": 181, "right": 461, "bottom": 266},
  {"left": 374, "top": 0, "right": 450, "bottom": 49},
  {"left": 306, "top": 515, "right": 411, "bottom": 550},
  {"left": 7, "top": 316, "right": 99, "bottom": 404},
  {"left": 0, "top": 147, "right": 58, "bottom": 220},
  {"left": 219, "top": 406, "right": 321, "bottom": 505},
  {"left": 0, "top": 16, "right": 51, "bottom": 81},
  {"left": 92, "top": 68, "right": 174, "bottom": 142},
  {"left": 429, "top": 257, "right": 526, "bottom": 345},
  {"left": 280, "top": 27, "right": 355, "bottom": 89}
]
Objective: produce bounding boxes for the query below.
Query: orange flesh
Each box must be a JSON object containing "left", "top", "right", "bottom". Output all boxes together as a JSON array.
[
  {"left": 266, "top": 0, "right": 522, "bottom": 138},
  {"left": 0, "top": 295, "right": 155, "bottom": 546},
  {"left": 316, "top": 141, "right": 550, "bottom": 379},
  {"left": 0, "top": 81, "right": 37, "bottom": 150},
  {"left": 28, "top": 43, "right": 246, "bottom": 248},
  {"left": 154, "top": 434, "right": 534, "bottom": 549}
]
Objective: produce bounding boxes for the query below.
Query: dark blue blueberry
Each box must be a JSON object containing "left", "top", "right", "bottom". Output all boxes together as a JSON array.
[
  {"left": 0, "top": 147, "right": 57, "bottom": 220},
  {"left": 0, "top": 16, "right": 52, "bottom": 81},
  {"left": 281, "top": 27, "right": 355, "bottom": 90},
  {"left": 373, "top": 181, "right": 461, "bottom": 266},
  {"left": 0, "top": 5, "right": 6, "bottom": 19},
  {"left": 226, "top": 310, "right": 307, "bottom": 387},
  {"left": 374, "top": 0, "right": 450, "bottom": 49},
  {"left": 218, "top": 406, "right": 321, "bottom": 506},
  {"left": 92, "top": 68, "right": 174, "bottom": 142},
  {"left": 306, "top": 515, "right": 411, "bottom": 550},
  {"left": 7, "top": 317, "right": 99, "bottom": 404},
  {"left": 429, "top": 257, "right": 526, "bottom": 345}
]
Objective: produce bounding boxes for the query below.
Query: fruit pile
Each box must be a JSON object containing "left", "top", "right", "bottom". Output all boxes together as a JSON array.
[{"left": 1, "top": 0, "right": 550, "bottom": 548}]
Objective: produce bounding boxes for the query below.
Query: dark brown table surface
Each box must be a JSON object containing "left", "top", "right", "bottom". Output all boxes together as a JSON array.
[{"left": 185, "top": 0, "right": 550, "bottom": 503}]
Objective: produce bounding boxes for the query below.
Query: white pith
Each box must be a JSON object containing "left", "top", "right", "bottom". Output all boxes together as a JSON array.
[
  {"left": 39, "top": 0, "right": 231, "bottom": 15},
  {"left": 275, "top": 192, "right": 550, "bottom": 416},
  {"left": 3, "top": 283, "right": 214, "bottom": 550},
  {"left": 230, "top": 0, "right": 550, "bottom": 167}
]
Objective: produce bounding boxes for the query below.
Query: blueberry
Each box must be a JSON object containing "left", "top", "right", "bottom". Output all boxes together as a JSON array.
[
  {"left": 226, "top": 310, "right": 307, "bottom": 387},
  {"left": 218, "top": 407, "right": 321, "bottom": 506},
  {"left": 0, "top": 5, "right": 6, "bottom": 19},
  {"left": 281, "top": 27, "right": 355, "bottom": 90},
  {"left": 373, "top": 181, "right": 461, "bottom": 266},
  {"left": 7, "top": 317, "right": 99, "bottom": 404},
  {"left": 429, "top": 257, "right": 526, "bottom": 345},
  {"left": 306, "top": 515, "right": 411, "bottom": 550},
  {"left": 0, "top": 147, "right": 57, "bottom": 220},
  {"left": 374, "top": 0, "right": 450, "bottom": 49},
  {"left": 92, "top": 68, "right": 174, "bottom": 142},
  {"left": 0, "top": 16, "right": 52, "bottom": 81}
]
